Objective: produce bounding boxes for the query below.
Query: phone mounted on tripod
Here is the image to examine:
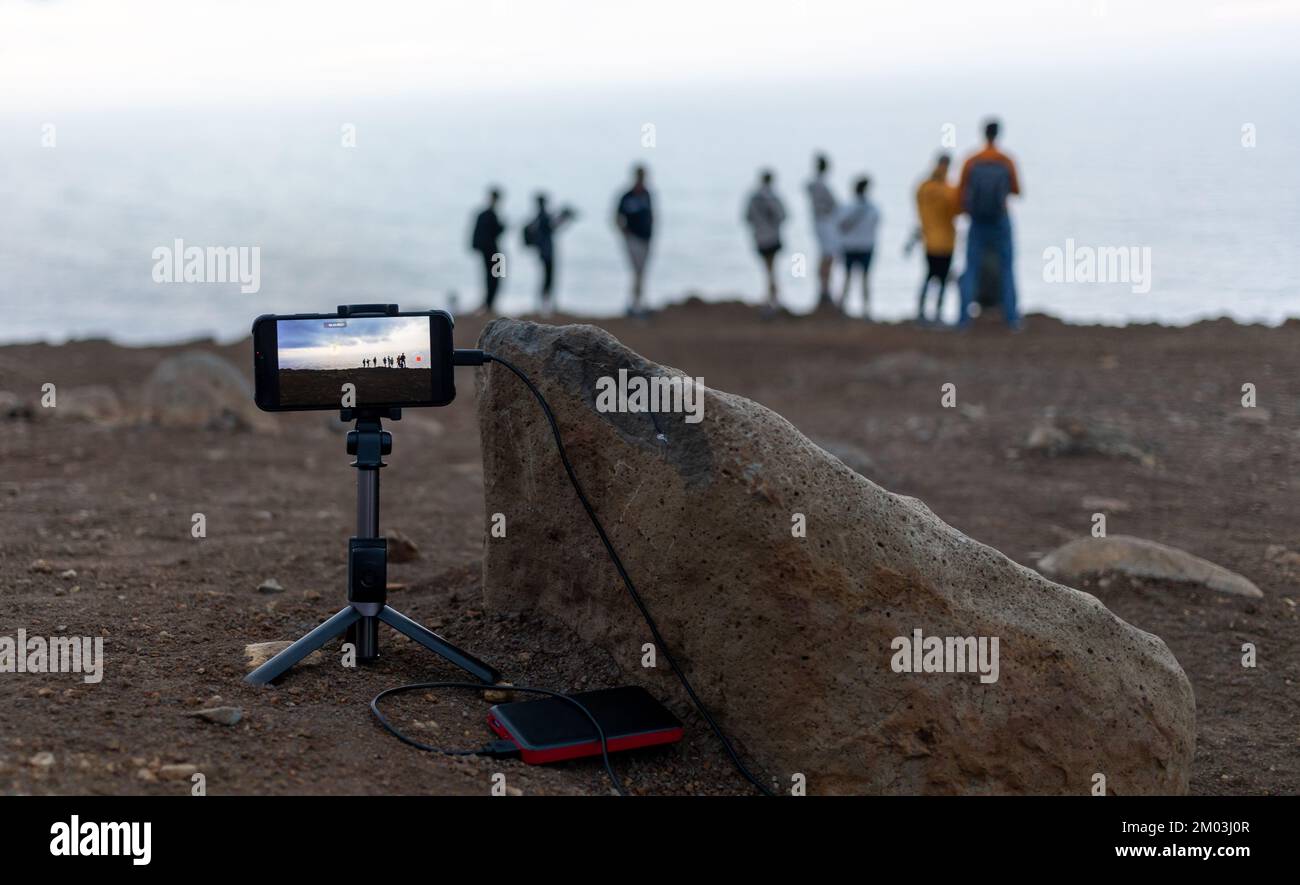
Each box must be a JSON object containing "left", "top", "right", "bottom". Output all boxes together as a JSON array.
[{"left": 245, "top": 304, "right": 498, "bottom": 685}]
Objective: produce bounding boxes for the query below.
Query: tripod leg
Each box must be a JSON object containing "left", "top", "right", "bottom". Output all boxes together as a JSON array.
[
  {"left": 245, "top": 607, "right": 361, "bottom": 685},
  {"left": 378, "top": 606, "right": 500, "bottom": 684}
]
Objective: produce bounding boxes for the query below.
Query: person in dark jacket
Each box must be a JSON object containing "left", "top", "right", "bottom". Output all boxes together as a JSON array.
[
  {"left": 615, "top": 164, "right": 654, "bottom": 318},
  {"left": 523, "top": 193, "right": 576, "bottom": 315},
  {"left": 469, "top": 187, "right": 507, "bottom": 314}
]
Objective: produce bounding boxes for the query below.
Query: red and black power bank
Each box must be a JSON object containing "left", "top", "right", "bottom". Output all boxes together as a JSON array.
[{"left": 487, "top": 686, "right": 684, "bottom": 764}]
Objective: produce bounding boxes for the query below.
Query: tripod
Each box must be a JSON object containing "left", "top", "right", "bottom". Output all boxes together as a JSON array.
[{"left": 245, "top": 407, "right": 499, "bottom": 686}]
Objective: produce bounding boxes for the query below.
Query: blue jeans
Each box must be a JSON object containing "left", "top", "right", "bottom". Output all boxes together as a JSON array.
[{"left": 959, "top": 215, "right": 1019, "bottom": 328}]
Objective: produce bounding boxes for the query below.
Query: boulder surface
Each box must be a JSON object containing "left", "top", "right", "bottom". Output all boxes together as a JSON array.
[{"left": 475, "top": 319, "right": 1196, "bottom": 795}]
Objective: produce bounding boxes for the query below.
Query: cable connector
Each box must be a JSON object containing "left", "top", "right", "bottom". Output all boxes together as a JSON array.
[
  {"left": 452, "top": 348, "right": 490, "bottom": 367},
  {"left": 478, "top": 739, "right": 521, "bottom": 759}
]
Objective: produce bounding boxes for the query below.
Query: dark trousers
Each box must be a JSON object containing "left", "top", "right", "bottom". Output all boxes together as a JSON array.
[
  {"left": 959, "top": 216, "right": 1019, "bottom": 328},
  {"left": 919, "top": 252, "right": 952, "bottom": 320},
  {"left": 479, "top": 250, "right": 501, "bottom": 311},
  {"left": 539, "top": 256, "right": 554, "bottom": 302}
]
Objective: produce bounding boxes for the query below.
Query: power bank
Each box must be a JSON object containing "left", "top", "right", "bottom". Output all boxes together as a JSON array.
[{"left": 487, "top": 686, "right": 684, "bottom": 764}]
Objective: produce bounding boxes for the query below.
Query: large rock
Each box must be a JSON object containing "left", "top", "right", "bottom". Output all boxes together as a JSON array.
[
  {"left": 1039, "top": 536, "right": 1262, "bottom": 598},
  {"left": 141, "top": 351, "right": 274, "bottom": 432},
  {"left": 475, "top": 320, "right": 1195, "bottom": 795},
  {"left": 53, "top": 385, "right": 125, "bottom": 424}
]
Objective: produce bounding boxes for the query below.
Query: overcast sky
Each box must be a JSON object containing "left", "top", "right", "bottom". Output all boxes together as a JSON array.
[{"left": 4, "top": 0, "right": 1298, "bottom": 111}]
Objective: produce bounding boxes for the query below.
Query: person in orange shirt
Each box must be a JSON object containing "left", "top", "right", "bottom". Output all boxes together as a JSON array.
[
  {"left": 913, "top": 153, "right": 959, "bottom": 324},
  {"left": 957, "top": 118, "right": 1022, "bottom": 329}
]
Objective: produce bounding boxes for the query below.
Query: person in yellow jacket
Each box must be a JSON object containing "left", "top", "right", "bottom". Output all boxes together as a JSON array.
[{"left": 910, "top": 153, "right": 960, "bottom": 324}]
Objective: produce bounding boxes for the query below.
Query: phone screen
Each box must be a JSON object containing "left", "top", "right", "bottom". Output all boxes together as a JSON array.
[{"left": 256, "top": 312, "right": 453, "bottom": 410}]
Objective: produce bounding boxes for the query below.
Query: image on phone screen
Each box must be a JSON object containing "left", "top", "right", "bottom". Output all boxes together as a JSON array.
[{"left": 275, "top": 315, "right": 434, "bottom": 408}]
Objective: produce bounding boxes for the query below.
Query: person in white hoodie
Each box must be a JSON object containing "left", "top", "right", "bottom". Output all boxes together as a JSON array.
[
  {"left": 806, "top": 153, "right": 838, "bottom": 307},
  {"left": 837, "top": 176, "right": 881, "bottom": 318},
  {"left": 744, "top": 169, "right": 788, "bottom": 315}
]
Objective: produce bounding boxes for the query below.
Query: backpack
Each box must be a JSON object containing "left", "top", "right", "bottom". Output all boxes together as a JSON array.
[
  {"left": 470, "top": 212, "right": 493, "bottom": 252},
  {"left": 965, "top": 160, "right": 1012, "bottom": 223}
]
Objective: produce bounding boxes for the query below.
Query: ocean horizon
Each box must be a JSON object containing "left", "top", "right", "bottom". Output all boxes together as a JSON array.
[{"left": 5, "top": 63, "right": 1298, "bottom": 345}]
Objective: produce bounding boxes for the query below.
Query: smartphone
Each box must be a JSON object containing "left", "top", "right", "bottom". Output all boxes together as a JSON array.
[
  {"left": 487, "top": 686, "right": 684, "bottom": 765},
  {"left": 252, "top": 310, "right": 455, "bottom": 411}
]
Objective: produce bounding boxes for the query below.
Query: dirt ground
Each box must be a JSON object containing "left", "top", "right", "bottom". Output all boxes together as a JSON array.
[
  {"left": 1, "top": 302, "right": 1297, "bottom": 796},
  {"left": 278, "top": 367, "right": 434, "bottom": 408}
]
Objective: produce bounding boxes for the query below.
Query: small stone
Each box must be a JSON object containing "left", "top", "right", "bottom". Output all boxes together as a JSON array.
[
  {"left": 29, "top": 751, "right": 55, "bottom": 769},
  {"left": 136, "top": 768, "right": 158, "bottom": 782},
  {"left": 1230, "top": 408, "right": 1271, "bottom": 424},
  {"left": 256, "top": 578, "right": 284, "bottom": 594},
  {"left": 1080, "top": 496, "right": 1131, "bottom": 513},
  {"left": 1039, "top": 535, "right": 1263, "bottom": 598},
  {"left": 1264, "top": 545, "right": 1300, "bottom": 567},
  {"left": 59, "top": 568, "right": 78, "bottom": 579},
  {"left": 189, "top": 706, "right": 243, "bottom": 726},
  {"left": 1025, "top": 415, "right": 1154, "bottom": 465},
  {"left": 506, "top": 786, "right": 523, "bottom": 797},
  {"left": 53, "top": 385, "right": 124, "bottom": 424},
  {"left": 244, "top": 642, "right": 324, "bottom": 670},
  {"left": 385, "top": 529, "right": 421, "bottom": 563},
  {"left": 482, "top": 682, "right": 514, "bottom": 703},
  {"left": 814, "top": 439, "right": 879, "bottom": 480},
  {"left": 158, "top": 763, "right": 198, "bottom": 780},
  {"left": 29, "top": 559, "right": 54, "bottom": 574}
]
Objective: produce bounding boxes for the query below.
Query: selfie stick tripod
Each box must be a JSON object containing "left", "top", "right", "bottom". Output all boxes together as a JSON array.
[{"left": 245, "top": 405, "right": 500, "bottom": 685}]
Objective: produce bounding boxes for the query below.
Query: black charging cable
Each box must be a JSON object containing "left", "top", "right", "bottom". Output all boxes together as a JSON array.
[
  {"left": 369, "top": 348, "right": 773, "bottom": 797},
  {"left": 371, "top": 680, "right": 626, "bottom": 796}
]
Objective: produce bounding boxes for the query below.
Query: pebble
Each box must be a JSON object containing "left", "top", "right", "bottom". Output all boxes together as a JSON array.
[
  {"left": 257, "top": 578, "right": 284, "bottom": 594},
  {"left": 188, "top": 706, "right": 243, "bottom": 726},
  {"left": 482, "top": 682, "right": 514, "bottom": 703},
  {"left": 384, "top": 528, "right": 421, "bottom": 563},
  {"left": 29, "top": 751, "right": 55, "bottom": 769}
]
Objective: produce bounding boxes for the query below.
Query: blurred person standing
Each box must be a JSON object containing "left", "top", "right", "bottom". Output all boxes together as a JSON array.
[
  {"left": 469, "top": 187, "right": 507, "bottom": 314},
  {"left": 837, "top": 176, "right": 881, "bottom": 318},
  {"left": 807, "top": 152, "right": 839, "bottom": 308},
  {"left": 957, "top": 118, "right": 1022, "bottom": 329},
  {"left": 615, "top": 164, "right": 655, "bottom": 318},
  {"left": 744, "top": 169, "right": 788, "bottom": 316},
  {"left": 913, "top": 154, "right": 960, "bottom": 324},
  {"left": 523, "top": 193, "right": 576, "bottom": 316}
]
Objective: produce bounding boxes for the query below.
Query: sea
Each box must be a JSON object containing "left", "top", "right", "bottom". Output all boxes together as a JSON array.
[{"left": 2, "top": 62, "right": 1298, "bottom": 344}]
